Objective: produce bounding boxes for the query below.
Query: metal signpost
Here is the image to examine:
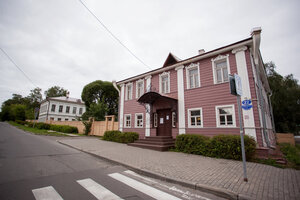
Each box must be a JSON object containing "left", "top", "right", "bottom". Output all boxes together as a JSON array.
[{"left": 229, "top": 74, "right": 248, "bottom": 182}]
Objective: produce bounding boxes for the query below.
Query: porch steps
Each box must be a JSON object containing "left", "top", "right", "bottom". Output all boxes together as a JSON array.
[
  {"left": 128, "top": 136, "right": 175, "bottom": 151},
  {"left": 255, "top": 146, "right": 287, "bottom": 165}
]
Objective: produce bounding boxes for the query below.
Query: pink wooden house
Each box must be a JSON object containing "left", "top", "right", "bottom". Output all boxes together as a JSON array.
[{"left": 113, "top": 28, "right": 276, "bottom": 151}]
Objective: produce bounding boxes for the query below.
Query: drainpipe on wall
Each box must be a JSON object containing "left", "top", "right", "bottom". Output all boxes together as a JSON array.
[
  {"left": 112, "top": 80, "right": 120, "bottom": 95},
  {"left": 268, "top": 92, "right": 276, "bottom": 133}
]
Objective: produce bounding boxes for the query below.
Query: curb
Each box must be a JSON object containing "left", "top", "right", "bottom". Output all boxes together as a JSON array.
[{"left": 58, "top": 141, "right": 253, "bottom": 200}]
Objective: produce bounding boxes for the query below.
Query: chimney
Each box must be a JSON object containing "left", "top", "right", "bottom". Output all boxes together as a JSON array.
[
  {"left": 198, "top": 49, "right": 205, "bottom": 55},
  {"left": 66, "top": 91, "right": 70, "bottom": 98}
]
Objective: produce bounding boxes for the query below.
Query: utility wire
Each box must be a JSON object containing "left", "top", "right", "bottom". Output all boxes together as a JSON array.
[
  {"left": 78, "top": 0, "right": 152, "bottom": 70},
  {"left": 0, "top": 47, "right": 38, "bottom": 88}
]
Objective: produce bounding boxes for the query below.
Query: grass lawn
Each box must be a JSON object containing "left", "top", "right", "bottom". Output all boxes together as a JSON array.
[{"left": 9, "top": 121, "right": 69, "bottom": 137}]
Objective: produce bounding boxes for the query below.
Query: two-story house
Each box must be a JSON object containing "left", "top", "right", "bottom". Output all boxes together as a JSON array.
[
  {"left": 113, "top": 28, "right": 276, "bottom": 150},
  {"left": 38, "top": 95, "right": 86, "bottom": 122}
]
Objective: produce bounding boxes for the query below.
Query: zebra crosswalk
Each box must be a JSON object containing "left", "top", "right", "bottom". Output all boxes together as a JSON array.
[{"left": 31, "top": 171, "right": 186, "bottom": 200}]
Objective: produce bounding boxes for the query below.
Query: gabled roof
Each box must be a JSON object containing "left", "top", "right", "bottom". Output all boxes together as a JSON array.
[{"left": 162, "top": 53, "right": 181, "bottom": 67}]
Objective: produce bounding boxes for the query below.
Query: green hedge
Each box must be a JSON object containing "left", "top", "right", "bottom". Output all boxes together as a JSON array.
[
  {"left": 175, "top": 134, "right": 256, "bottom": 160},
  {"left": 103, "top": 130, "right": 139, "bottom": 143},
  {"left": 49, "top": 124, "right": 78, "bottom": 133},
  {"left": 15, "top": 120, "right": 78, "bottom": 134}
]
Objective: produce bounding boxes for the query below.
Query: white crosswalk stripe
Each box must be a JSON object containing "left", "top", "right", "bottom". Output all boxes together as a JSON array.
[
  {"left": 32, "top": 186, "right": 63, "bottom": 200},
  {"left": 109, "top": 172, "right": 182, "bottom": 200},
  {"left": 77, "top": 178, "right": 123, "bottom": 200}
]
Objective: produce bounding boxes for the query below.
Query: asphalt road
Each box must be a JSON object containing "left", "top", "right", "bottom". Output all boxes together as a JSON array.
[{"left": 0, "top": 122, "right": 224, "bottom": 200}]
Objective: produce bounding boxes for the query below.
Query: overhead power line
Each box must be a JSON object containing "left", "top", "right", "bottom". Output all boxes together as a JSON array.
[
  {"left": 0, "top": 47, "right": 38, "bottom": 88},
  {"left": 78, "top": 0, "right": 152, "bottom": 70}
]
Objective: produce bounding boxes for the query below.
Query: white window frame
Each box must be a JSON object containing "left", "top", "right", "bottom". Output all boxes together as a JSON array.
[
  {"left": 188, "top": 108, "right": 203, "bottom": 128},
  {"left": 51, "top": 104, "right": 56, "bottom": 112},
  {"left": 186, "top": 63, "right": 200, "bottom": 89},
  {"left": 172, "top": 112, "right": 176, "bottom": 128},
  {"left": 159, "top": 72, "right": 170, "bottom": 94},
  {"left": 153, "top": 113, "right": 158, "bottom": 128},
  {"left": 211, "top": 54, "right": 230, "bottom": 84},
  {"left": 215, "top": 104, "right": 236, "bottom": 128},
  {"left": 135, "top": 113, "right": 144, "bottom": 128},
  {"left": 125, "top": 82, "right": 133, "bottom": 100},
  {"left": 136, "top": 79, "right": 144, "bottom": 99},
  {"left": 124, "top": 114, "right": 131, "bottom": 128}
]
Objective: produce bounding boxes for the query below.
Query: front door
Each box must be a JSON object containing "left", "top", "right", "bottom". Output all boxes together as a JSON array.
[{"left": 157, "top": 109, "right": 172, "bottom": 136}]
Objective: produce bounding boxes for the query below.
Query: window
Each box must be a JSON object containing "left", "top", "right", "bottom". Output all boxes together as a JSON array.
[
  {"left": 73, "top": 107, "right": 77, "bottom": 114},
  {"left": 136, "top": 80, "right": 144, "bottom": 98},
  {"left": 125, "top": 83, "right": 133, "bottom": 100},
  {"left": 153, "top": 113, "right": 158, "bottom": 127},
  {"left": 211, "top": 54, "right": 230, "bottom": 84},
  {"left": 135, "top": 113, "right": 143, "bottom": 128},
  {"left": 50, "top": 117, "right": 54, "bottom": 121},
  {"left": 159, "top": 72, "right": 170, "bottom": 94},
  {"left": 58, "top": 118, "right": 61, "bottom": 121},
  {"left": 66, "top": 106, "right": 70, "bottom": 113},
  {"left": 59, "top": 105, "right": 63, "bottom": 113},
  {"left": 186, "top": 63, "right": 200, "bottom": 89},
  {"left": 216, "top": 105, "right": 236, "bottom": 127},
  {"left": 72, "top": 119, "right": 76, "bottom": 121},
  {"left": 79, "top": 108, "right": 83, "bottom": 115},
  {"left": 51, "top": 104, "right": 56, "bottom": 112},
  {"left": 124, "top": 114, "right": 131, "bottom": 128},
  {"left": 172, "top": 112, "right": 176, "bottom": 127},
  {"left": 188, "top": 108, "right": 203, "bottom": 128},
  {"left": 65, "top": 118, "right": 69, "bottom": 121}
]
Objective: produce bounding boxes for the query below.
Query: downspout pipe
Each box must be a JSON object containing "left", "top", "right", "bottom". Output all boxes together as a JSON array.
[
  {"left": 268, "top": 92, "right": 276, "bottom": 133},
  {"left": 112, "top": 80, "right": 120, "bottom": 95},
  {"left": 46, "top": 98, "right": 50, "bottom": 122}
]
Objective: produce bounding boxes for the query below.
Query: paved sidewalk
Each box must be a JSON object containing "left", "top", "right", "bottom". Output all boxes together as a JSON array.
[{"left": 58, "top": 137, "right": 300, "bottom": 200}]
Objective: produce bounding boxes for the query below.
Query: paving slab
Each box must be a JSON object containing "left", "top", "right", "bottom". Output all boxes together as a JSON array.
[{"left": 58, "top": 137, "right": 300, "bottom": 200}]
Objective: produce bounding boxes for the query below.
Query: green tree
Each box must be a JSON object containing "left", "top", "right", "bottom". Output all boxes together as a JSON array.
[
  {"left": 81, "top": 80, "right": 118, "bottom": 120},
  {"left": 44, "top": 86, "right": 67, "bottom": 98},
  {"left": 11, "top": 104, "right": 26, "bottom": 121},
  {"left": 265, "top": 62, "right": 300, "bottom": 134}
]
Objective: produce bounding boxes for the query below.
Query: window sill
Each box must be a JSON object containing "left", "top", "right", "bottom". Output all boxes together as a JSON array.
[{"left": 188, "top": 126, "right": 203, "bottom": 128}]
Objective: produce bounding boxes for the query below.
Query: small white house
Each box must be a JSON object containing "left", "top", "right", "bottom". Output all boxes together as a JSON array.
[{"left": 38, "top": 96, "right": 86, "bottom": 122}]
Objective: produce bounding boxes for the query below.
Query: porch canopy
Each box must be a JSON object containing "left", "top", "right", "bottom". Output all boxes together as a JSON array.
[{"left": 137, "top": 91, "right": 177, "bottom": 112}]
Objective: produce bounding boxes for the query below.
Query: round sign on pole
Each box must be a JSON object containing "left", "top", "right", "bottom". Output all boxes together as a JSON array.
[{"left": 242, "top": 99, "right": 253, "bottom": 110}]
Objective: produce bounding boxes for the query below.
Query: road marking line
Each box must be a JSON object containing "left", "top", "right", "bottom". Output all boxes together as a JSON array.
[
  {"left": 123, "top": 171, "right": 211, "bottom": 200},
  {"left": 32, "top": 186, "right": 63, "bottom": 200},
  {"left": 109, "top": 173, "right": 182, "bottom": 200},
  {"left": 77, "top": 178, "right": 123, "bottom": 200}
]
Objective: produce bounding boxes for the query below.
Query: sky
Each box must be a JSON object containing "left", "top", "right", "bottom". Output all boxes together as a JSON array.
[{"left": 0, "top": 0, "right": 299, "bottom": 108}]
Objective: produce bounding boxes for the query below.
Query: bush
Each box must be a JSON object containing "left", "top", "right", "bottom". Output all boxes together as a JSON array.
[
  {"left": 50, "top": 124, "right": 78, "bottom": 133},
  {"left": 175, "top": 134, "right": 256, "bottom": 161},
  {"left": 82, "top": 121, "right": 92, "bottom": 135},
  {"left": 279, "top": 143, "right": 300, "bottom": 167},
  {"left": 175, "top": 134, "right": 210, "bottom": 155},
  {"left": 209, "top": 135, "right": 256, "bottom": 160},
  {"left": 103, "top": 131, "right": 139, "bottom": 143},
  {"left": 35, "top": 122, "right": 51, "bottom": 130},
  {"left": 15, "top": 120, "right": 26, "bottom": 125}
]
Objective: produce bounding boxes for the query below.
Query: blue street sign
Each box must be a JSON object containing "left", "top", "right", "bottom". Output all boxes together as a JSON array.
[{"left": 242, "top": 99, "right": 253, "bottom": 110}]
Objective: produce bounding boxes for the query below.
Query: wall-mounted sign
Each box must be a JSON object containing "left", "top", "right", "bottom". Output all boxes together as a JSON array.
[{"left": 242, "top": 99, "right": 253, "bottom": 110}]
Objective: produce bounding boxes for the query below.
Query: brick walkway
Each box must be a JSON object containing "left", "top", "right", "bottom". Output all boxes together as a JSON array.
[{"left": 59, "top": 137, "right": 300, "bottom": 200}]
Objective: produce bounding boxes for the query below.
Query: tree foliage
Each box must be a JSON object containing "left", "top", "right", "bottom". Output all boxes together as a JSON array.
[
  {"left": 44, "top": 86, "right": 67, "bottom": 98},
  {"left": 265, "top": 62, "right": 300, "bottom": 134},
  {"left": 0, "top": 87, "right": 42, "bottom": 121},
  {"left": 81, "top": 80, "right": 118, "bottom": 120}
]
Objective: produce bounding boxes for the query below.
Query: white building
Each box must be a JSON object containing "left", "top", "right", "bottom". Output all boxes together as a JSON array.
[{"left": 38, "top": 96, "right": 86, "bottom": 122}]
